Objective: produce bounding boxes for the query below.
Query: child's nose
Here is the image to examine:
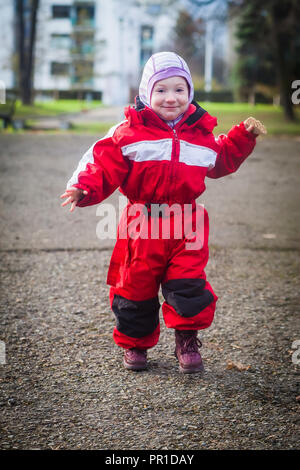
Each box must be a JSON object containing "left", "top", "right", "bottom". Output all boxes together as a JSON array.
[{"left": 165, "top": 92, "right": 176, "bottom": 102}]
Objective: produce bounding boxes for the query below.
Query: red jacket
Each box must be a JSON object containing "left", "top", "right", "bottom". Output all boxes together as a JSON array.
[{"left": 68, "top": 100, "right": 256, "bottom": 207}]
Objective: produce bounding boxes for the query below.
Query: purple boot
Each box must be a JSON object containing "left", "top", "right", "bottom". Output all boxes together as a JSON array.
[
  {"left": 175, "top": 330, "right": 204, "bottom": 374},
  {"left": 123, "top": 348, "right": 148, "bottom": 371}
]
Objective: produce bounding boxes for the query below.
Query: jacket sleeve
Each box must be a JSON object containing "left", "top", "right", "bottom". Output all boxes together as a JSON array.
[
  {"left": 66, "top": 132, "right": 130, "bottom": 207},
  {"left": 207, "top": 122, "right": 256, "bottom": 179}
]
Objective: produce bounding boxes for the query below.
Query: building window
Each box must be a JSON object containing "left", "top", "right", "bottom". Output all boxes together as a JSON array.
[
  {"left": 140, "top": 25, "right": 154, "bottom": 67},
  {"left": 51, "top": 62, "right": 70, "bottom": 76},
  {"left": 52, "top": 5, "right": 71, "bottom": 18},
  {"left": 73, "top": 4, "right": 95, "bottom": 28},
  {"left": 51, "top": 33, "right": 71, "bottom": 49},
  {"left": 146, "top": 4, "right": 161, "bottom": 15}
]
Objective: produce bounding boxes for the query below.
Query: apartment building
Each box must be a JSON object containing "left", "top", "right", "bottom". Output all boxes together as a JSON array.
[{"left": 0, "top": 0, "right": 178, "bottom": 105}]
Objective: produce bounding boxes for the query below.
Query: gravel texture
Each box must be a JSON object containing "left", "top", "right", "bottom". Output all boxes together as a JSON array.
[{"left": 0, "top": 133, "right": 299, "bottom": 450}]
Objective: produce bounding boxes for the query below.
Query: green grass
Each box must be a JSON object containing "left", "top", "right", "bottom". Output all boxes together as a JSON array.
[
  {"left": 68, "top": 103, "right": 300, "bottom": 136},
  {"left": 14, "top": 99, "right": 103, "bottom": 119},
  {"left": 2, "top": 100, "right": 300, "bottom": 136},
  {"left": 201, "top": 102, "right": 300, "bottom": 135},
  {"left": 69, "top": 102, "right": 300, "bottom": 136}
]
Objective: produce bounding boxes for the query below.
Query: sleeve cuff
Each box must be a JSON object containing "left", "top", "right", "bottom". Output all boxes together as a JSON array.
[
  {"left": 71, "top": 184, "right": 91, "bottom": 206},
  {"left": 239, "top": 121, "right": 257, "bottom": 140}
]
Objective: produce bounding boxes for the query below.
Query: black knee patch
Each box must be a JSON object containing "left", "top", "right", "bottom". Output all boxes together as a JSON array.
[
  {"left": 162, "top": 278, "right": 214, "bottom": 317},
  {"left": 112, "top": 294, "right": 160, "bottom": 338}
]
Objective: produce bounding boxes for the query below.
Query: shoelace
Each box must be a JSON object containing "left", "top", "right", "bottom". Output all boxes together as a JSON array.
[{"left": 180, "top": 335, "right": 202, "bottom": 354}]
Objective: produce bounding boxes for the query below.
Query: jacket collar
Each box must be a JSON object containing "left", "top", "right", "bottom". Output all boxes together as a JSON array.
[{"left": 124, "top": 96, "right": 217, "bottom": 133}]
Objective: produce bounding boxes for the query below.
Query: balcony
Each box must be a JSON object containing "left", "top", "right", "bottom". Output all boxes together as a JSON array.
[{"left": 71, "top": 3, "right": 95, "bottom": 30}]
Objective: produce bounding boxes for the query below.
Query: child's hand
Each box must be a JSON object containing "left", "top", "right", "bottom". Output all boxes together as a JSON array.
[
  {"left": 60, "top": 187, "right": 88, "bottom": 212},
  {"left": 244, "top": 117, "right": 267, "bottom": 136}
]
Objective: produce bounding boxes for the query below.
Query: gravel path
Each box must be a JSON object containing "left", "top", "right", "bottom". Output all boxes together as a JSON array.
[{"left": 0, "top": 133, "right": 299, "bottom": 450}]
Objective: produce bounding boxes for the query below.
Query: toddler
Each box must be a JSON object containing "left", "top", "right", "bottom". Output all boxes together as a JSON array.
[{"left": 61, "top": 52, "right": 266, "bottom": 373}]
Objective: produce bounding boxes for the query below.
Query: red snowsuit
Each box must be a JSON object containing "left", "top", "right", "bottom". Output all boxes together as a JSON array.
[{"left": 68, "top": 99, "right": 256, "bottom": 349}]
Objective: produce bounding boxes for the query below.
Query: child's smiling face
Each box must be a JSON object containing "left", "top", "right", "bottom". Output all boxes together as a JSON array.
[{"left": 150, "top": 76, "right": 189, "bottom": 121}]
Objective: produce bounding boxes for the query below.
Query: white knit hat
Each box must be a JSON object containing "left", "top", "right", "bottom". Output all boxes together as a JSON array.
[{"left": 139, "top": 51, "right": 194, "bottom": 107}]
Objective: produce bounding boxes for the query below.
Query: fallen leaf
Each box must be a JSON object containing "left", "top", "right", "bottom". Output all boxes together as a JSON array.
[
  {"left": 226, "top": 360, "right": 251, "bottom": 371},
  {"left": 262, "top": 233, "right": 276, "bottom": 239}
]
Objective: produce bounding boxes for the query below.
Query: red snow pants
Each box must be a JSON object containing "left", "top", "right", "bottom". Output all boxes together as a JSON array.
[{"left": 107, "top": 201, "right": 218, "bottom": 350}]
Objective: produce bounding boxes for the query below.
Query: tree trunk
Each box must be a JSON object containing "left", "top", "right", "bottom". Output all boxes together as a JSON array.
[
  {"left": 15, "top": 0, "right": 39, "bottom": 105},
  {"left": 274, "top": 26, "right": 295, "bottom": 121},
  {"left": 269, "top": 2, "right": 295, "bottom": 121},
  {"left": 16, "top": 0, "right": 25, "bottom": 101}
]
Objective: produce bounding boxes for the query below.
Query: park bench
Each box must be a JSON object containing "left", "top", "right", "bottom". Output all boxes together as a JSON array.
[{"left": 0, "top": 93, "right": 16, "bottom": 128}]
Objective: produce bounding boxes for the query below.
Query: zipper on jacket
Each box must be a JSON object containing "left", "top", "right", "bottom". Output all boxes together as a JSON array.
[
  {"left": 172, "top": 128, "right": 179, "bottom": 161},
  {"left": 168, "top": 127, "right": 180, "bottom": 202}
]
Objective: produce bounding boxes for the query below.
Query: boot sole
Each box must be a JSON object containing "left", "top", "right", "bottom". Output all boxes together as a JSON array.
[
  {"left": 123, "top": 359, "right": 148, "bottom": 371},
  {"left": 179, "top": 363, "right": 204, "bottom": 374},
  {"left": 175, "top": 351, "right": 204, "bottom": 374}
]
